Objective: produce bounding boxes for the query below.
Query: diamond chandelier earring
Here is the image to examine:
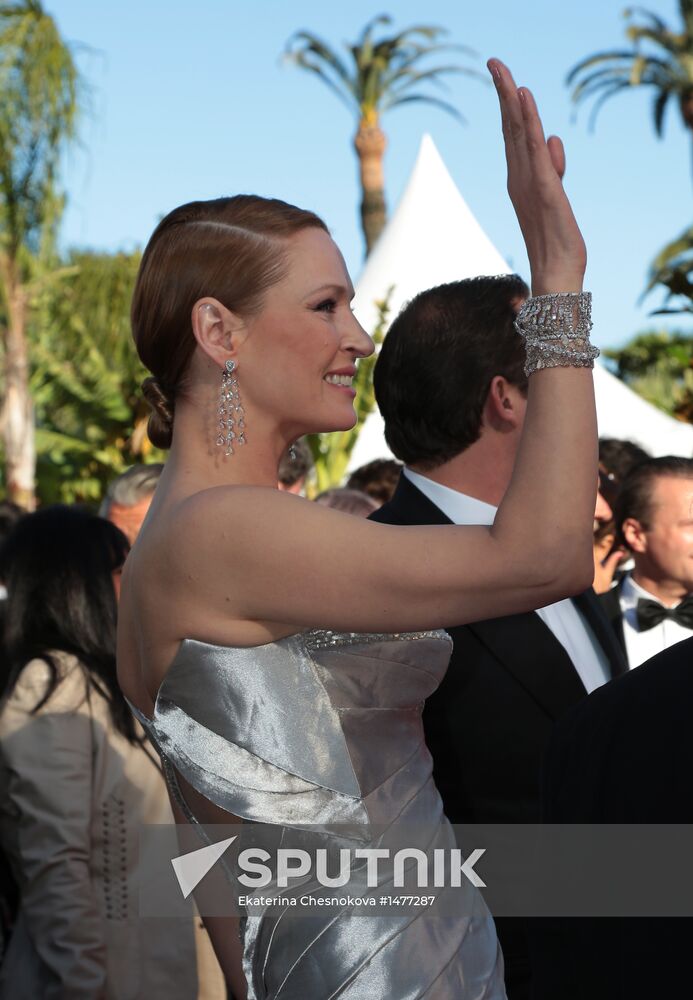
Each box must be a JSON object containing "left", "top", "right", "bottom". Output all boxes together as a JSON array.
[{"left": 216, "top": 359, "right": 246, "bottom": 456}]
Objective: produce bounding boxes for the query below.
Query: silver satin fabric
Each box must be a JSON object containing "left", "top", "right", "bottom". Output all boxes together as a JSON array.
[{"left": 130, "top": 630, "right": 506, "bottom": 999}]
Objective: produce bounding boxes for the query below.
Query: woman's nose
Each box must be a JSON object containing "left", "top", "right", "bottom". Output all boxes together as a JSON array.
[{"left": 345, "top": 313, "right": 375, "bottom": 359}]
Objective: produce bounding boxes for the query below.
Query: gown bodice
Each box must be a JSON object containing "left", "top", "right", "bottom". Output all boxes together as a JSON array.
[{"left": 129, "top": 629, "right": 505, "bottom": 999}]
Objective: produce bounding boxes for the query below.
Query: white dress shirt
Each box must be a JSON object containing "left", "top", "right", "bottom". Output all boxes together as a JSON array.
[
  {"left": 404, "top": 468, "right": 611, "bottom": 693},
  {"left": 619, "top": 572, "right": 693, "bottom": 669}
]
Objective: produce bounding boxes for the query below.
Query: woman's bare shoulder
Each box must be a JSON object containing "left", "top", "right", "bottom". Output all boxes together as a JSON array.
[{"left": 130, "top": 484, "right": 307, "bottom": 577}]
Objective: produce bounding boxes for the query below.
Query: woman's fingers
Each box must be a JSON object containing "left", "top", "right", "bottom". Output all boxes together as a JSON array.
[
  {"left": 518, "top": 86, "right": 548, "bottom": 162},
  {"left": 488, "top": 59, "right": 528, "bottom": 169},
  {"left": 488, "top": 57, "right": 586, "bottom": 290},
  {"left": 547, "top": 135, "right": 566, "bottom": 181},
  {"left": 489, "top": 61, "right": 564, "bottom": 185}
]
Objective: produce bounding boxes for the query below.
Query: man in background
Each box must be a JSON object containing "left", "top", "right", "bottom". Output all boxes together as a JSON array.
[
  {"left": 599, "top": 456, "right": 693, "bottom": 667},
  {"left": 593, "top": 438, "right": 649, "bottom": 594},
  {"left": 371, "top": 275, "right": 626, "bottom": 1000},
  {"left": 277, "top": 438, "right": 313, "bottom": 496},
  {"left": 99, "top": 464, "right": 163, "bottom": 544},
  {"left": 346, "top": 458, "right": 402, "bottom": 506},
  {"left": 532, "top": 632, "right": 693, "bottom": 999}
]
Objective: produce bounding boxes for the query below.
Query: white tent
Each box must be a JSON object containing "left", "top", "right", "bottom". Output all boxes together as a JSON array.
[{"left": 348, "top": 135, "right": 693, "bottom": 471}]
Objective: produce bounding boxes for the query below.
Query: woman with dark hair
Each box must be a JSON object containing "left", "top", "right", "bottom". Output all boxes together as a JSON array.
[
  {"left": 118, "top": 61, "right": 600, "bottom": 998},
  {"left": 0, "top": 506, "right": 223, "bottom": 999}
]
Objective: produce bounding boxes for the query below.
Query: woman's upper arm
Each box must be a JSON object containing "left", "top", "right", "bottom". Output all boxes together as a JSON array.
[{"left": 173, "top": 487, "right": 576, "bottom": 635}]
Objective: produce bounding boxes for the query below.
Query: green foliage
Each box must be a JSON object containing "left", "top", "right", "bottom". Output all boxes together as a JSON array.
[
  {"left": 29, "top": 249, "right": 164, "bottom": 504},
  {"left": 645, "top": 223, "right": 693, "bottom": 314},
  {"left": 604, "top": 328, "right": 693, "bottom": 422},
  {"left": 284, "top": 14, "right": 481, "bottom": 128},
  {"left": 0, "top": 1, "right": 82, "bottom": 507},
  {"left": 0, "top": 0, "right": 79, "bottom": 265},
  {"left": 308, "top": 289, "right": 392, "bottom": 493}
]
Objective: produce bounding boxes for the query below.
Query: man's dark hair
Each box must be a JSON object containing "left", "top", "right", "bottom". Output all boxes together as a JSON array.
[
  {"left": 278, "top": 438, "right": 313, "bottom": 488},
  {"left": 599, "top": 438, "right": 649, "bottom": 483},
  {"left": 0, "top": 505, "right": 136, "bottom": 741},
  {"left": 346, "top": 458, "right": 402, "bottom": 505},
  {"left": 0, "top": 501, "right": 23, "bottom": 549},
  {"left": 374, "top": 274, "right": 529, "bottom": 468},
  {"left": 614, "top": 456, "right": 693, "bottom": 548},
  {"left": 598, "top": 438, "right": 650, "bottom": 512}
]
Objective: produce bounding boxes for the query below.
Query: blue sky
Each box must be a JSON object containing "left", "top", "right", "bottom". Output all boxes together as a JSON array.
[{"left": 51, "top": 0, "right": 691, "bottom": 349}]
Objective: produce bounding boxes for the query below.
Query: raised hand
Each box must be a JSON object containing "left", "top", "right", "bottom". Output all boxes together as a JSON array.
[{"left": 488, "top": 58, "right": 586, "bottom": 296}]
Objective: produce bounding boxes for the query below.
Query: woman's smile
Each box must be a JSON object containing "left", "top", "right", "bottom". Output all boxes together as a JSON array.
[{"left": 324, "top": 367, "right": 356, "bottom": 397}]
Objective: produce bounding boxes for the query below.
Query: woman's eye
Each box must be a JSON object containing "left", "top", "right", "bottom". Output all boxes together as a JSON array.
[{"left": 314, "top": 298, "right": 337, "bottom": 313}]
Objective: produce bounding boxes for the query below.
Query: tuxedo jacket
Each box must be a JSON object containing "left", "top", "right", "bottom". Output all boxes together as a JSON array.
[
  {"left": 598, "top": 578, "right": 627, "bottom": 659},
  {"left": 371, "top": 473, "right": 628, "bottom": 826},
  {"left": 530, "top": 636, "right": 693, "bottom": 1000}
]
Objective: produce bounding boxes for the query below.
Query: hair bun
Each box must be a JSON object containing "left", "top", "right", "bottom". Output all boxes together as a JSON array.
[{"left": 141, "top": 376, "right": 174, "bottom": 449}]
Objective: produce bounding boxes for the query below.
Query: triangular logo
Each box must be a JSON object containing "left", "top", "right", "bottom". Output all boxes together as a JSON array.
[{"left": 171, "top": 836, "right": 237, "bottom": 898}]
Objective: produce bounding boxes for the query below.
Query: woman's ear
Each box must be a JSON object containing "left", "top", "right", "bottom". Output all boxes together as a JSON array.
[{"left": 191, "top": 297, "right": 246, "bottom": 368}]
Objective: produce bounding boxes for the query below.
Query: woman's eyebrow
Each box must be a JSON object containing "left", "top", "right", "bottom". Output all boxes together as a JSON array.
[{"left": 306, "top": 282, "right": 355, "bottom": 299}]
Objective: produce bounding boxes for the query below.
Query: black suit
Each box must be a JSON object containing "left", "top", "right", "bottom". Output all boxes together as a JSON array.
[
  {"left": 531, "top": 637, "right": 693, "bottom": 999},
  {"left": 371, "top": 473, "right": 627, "bottom": 998},
  {"left": 598, "top": 578, "right": 627, "bottom": 660}
]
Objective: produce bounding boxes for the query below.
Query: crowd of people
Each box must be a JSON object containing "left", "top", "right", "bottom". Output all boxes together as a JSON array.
[{"left": 0, "top": 57, "right": 691, "bottom": 999}]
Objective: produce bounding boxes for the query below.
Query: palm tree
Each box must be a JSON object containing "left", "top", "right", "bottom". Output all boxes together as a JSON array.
[
  {"left": 568, "top": 3, "right": 693, "bottom": 318},
  {"left": 646, "top": 224, "right": 693, "bottom": 315},
  {"left": 567, "top": 1, "right": 693, "bottom": 141},
  {"left": 285, "top": 14, "right": 481, "bottom": 255}
]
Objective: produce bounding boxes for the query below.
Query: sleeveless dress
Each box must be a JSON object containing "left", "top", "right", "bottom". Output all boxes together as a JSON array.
[{"left": 128, "top": 629, "right": 505, "bottom": 999}]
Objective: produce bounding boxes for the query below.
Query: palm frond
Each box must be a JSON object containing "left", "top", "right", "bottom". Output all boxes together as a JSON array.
[
  {"left": 569, "top": 3, "right": 693, "bottom": 137},
  {"left": 384, "top": 65, "right": 483, "bottom": 94},
  {"left": 586, "top": 80, "right": 636, "bottom": 129},
  {"left": 284, "top": 53, "right": 356, "bottom": 113},
  {"left": 385, "top": 93, "right": 466, "bottom": 123},
  {"left": 286, "top": 16, "right": 477, "bottom": 117},
  {"left": 682, "top": 0, "right": 693, "bottom": 33},
  {"left": 567, "top": 50, "right": 644, "bottom": 85},
  {"left": 356, "top": 14, "right": 392, "bottom": 50},
  {"left": 653, "top": 86, "right": 673, "bottom": 134},
  {"left": 284, "top": 31, "right": 353, "bottom": 88},
  {"left": 627, "top": 23, "right": 680, "bottom": 56}
]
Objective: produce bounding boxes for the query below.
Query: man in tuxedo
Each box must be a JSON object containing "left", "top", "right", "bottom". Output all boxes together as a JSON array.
[
  {"left": 531, "top": 635, "right": 693, "bottom": 999},
  {"left": 599, "top": 456, "right": 693, "bottom": 668},
  {"left": 370, "top": 275, "right": 626, "bottom": 1000},
  {"left": 277, "top": 438, "right": 313, "bottom": 496}
]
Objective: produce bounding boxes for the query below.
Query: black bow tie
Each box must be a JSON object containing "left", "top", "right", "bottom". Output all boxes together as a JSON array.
[{"left": 636, "top": 595, "right": 693, "bottom": 632}]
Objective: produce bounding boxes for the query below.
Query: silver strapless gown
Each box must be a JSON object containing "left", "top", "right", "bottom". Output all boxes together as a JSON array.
[{"left": 129, "top": 630, "right": 505, "bottom": 999}]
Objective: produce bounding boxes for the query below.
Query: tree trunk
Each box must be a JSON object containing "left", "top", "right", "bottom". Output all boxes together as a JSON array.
[
  {"left": 2, "top": 270, "right": 35, "bottom": 510},
  {"left": 354, "top": 120, "right": 387, "bottom": 256}
]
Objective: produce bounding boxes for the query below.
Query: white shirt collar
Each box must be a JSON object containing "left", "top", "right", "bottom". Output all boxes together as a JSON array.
[
  {"left": 403, "top": 469, "right": 611, "bottom": 691},
  {"left": 620, "top": 572, "right": 686, "bottom": 611},
  {"left": 403, "top": 468, "right": 497, "bottom": 526}
]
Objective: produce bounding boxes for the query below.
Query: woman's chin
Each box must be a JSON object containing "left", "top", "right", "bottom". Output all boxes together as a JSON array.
[{"left": 310, "top": 412, "right": 358, "bottom": 435}]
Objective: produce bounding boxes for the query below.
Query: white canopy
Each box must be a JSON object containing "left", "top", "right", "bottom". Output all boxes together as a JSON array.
[{"left": 348, "top": 135, "right": 693, "bottom": 471}]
